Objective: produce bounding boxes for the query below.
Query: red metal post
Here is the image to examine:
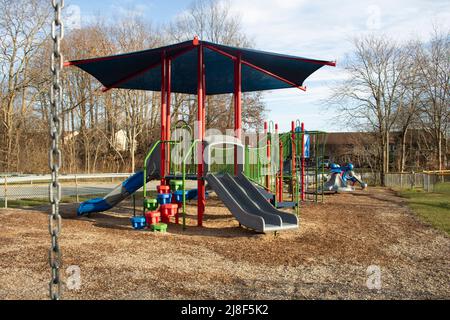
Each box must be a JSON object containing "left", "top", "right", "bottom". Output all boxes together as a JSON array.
[
  {"left": 203, "top": 66, "right": 206, "bottom": 137},
  {"left": 234, "top": 53, "right": 242, "bottom": 175},
  {"left": 160, "top": 51, "right": 167, "bottom": 185},
  {"left": 197, "top": 43, "right": 205, "bottom": 227},
  {"left": 264, "top": 122, "right": 270, "bottom": 190},
  {"left": 166, "top": 59, "right": 172, "bottom": 175},
  {"left": 291, "top": 121, "right": 296, "bottom": 201},
  {"left": 301, "top": 122, "right": 305, "bottom": 201},
  {"left": 274, "top": 124, "right": 279, "bottom": 202}
]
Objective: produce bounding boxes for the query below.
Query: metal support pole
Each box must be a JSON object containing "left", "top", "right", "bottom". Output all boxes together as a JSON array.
[
  {"left": 291, "top": 121, "right": 296, "bottom": 202},
  {"left": 264, "top": 122, "right": 270, "bottom": 190},
  {"left": 75, "top": 174, "right": 79, "bottom": 203},
  {"left": 166, "top": 58, "right": 172, "bottom": 176},
  {"left": 160, "top": 51, "right": 167, "bottom": 185},
  {"left": 278, "top": 134, "right": 283, "bottom": 203},
  {"left": 315, "top": 134, "right": 319, "bottom": 203},
  {"left": 197, "top": 42, "right": 205, "bottom": 227},
  {"left": 321, "top": 133, "right": 325, "bottom": 203},
  {"left": 234, "top": 53, "right": 242, "bottom": 176},
  {"left": 301, "top": 122, "right": 305, "bottom": 201},
  {"left": 4, "top": 175, "right": 7, "bottom": 209}
]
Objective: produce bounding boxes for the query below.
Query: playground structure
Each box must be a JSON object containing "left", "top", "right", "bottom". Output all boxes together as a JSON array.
[
  {"left": 68, "top": 37, "right": 336, "bottom": 234},
  {"left": 322, "top": 163, "right": 368, "bottom": 193},
  {"left": 244, "top": 121, "right": 328, "bottom": 211},
  {"left": 77, "top": 120, "right": 328, "bottom": 231},
  {"left": 23, "top": 1, "right": 446, "bottom": 301}
]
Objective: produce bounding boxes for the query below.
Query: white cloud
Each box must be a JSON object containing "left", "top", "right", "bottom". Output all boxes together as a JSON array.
[
  {"left": 229, "top": 0, "right": 450, "bottom": 132},
  {"left": 109, "top": 1, "right": 152, "bottom": 19}
]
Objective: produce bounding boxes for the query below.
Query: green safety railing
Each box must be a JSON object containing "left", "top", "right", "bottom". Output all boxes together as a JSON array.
[
  {"left": 143, "top": 140, "right": 161, "bottom": 201},
  {"left": 143, "top": 139, "right": 179, "bottom": 201},
  {"left": 241, "top": 125, "right": 327, "bottom": 213},
  {"left": 181, "top": 139, "right": 201, "bottom": 230}
]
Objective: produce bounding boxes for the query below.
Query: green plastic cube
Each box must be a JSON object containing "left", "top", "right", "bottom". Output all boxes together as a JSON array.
[
  {"left": 143, "top": 198, "right": 158, "bottom": 211},
  {"left": 170, "top": 180, "right": 183, "bottom": 191},
  {"left": 151, "top": 223, "right": 168, "bottom": 233}
]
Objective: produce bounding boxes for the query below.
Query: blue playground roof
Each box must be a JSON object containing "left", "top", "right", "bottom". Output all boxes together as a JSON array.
[{"left": 67, "top": 39, "right": 335, "bottom": 95}]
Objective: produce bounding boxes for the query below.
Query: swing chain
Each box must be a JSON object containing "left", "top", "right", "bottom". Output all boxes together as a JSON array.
[{"left": 49, "top": 0, "right": 64, "bottom": 300}]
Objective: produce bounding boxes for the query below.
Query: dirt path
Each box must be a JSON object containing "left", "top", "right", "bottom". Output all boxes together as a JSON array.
[{"left": 0, "top": 188, "right": 448, "bottom": 299}]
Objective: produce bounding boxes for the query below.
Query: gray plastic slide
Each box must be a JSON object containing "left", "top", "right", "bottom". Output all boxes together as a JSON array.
[
  {"left": 206, "top": 173, "right": 298, "bottom": 233},
  {"left": 322, "top": 173, "right": 354, "bottom": 193}
]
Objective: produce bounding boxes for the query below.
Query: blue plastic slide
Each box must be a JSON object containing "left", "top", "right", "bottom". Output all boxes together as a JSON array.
[
  {"left": 78, "top": 144, "right": 162, "bottom": 216},
  {"left": 77, "top": 170, "right": 145, "bottom": 216}
]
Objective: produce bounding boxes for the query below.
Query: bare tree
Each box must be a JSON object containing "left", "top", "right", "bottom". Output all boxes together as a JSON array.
[
  {"left": 394, "top": 41, "right": 422, "bottom": 172},
  {"left": 415, "top": 30, "right": 450, "bottom": 171},
  {"left": 166, "top": 0, "right": 266, "bottom": 133},
  {"left": 0, "top": 0, "right": 50, "bottom": 171},
  {"left": 330, "top": 35, "right": 408, "bottom": 184},
  {"left": 109, "top": 17, "right": 161, "bottom": 172}
]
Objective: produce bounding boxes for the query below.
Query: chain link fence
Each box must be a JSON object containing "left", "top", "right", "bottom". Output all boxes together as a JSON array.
[
  {"left": 384, "top": 172, "right": 450, "bottom": 192},
  {"left": 0, "top": 173, "right": 131, "bottom": 208},
  {"left": 346, "top": 171, "right": 449, "bottom": 191},
  {"left": 2, "top": 171, "right": 448, "bottom": 208}
]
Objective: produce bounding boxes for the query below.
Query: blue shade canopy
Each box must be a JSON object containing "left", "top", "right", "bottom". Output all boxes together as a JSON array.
[{"left": 67, "top": 39, "right": 335, "bottom": 95}]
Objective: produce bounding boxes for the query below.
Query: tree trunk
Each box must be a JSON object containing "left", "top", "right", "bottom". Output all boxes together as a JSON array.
[
  {"left": 380, "top": 137, "right": 386, "bottom": 186},
  {"left": 385, "top": 131, "right": 390, "bottom": 174},
  {"left": 437, "top": 129, "right": 442, "bottom": 171},
  {"left": 400, "top": 128, "right": 408, "bottom": 172}
]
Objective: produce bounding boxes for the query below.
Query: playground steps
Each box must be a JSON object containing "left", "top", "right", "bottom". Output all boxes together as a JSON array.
[
  {"left": 275, "top": 201, "right": 297, "bottom": 209},
  {"left": 253, "top": 184, "right": 297, "bottom": 209}
]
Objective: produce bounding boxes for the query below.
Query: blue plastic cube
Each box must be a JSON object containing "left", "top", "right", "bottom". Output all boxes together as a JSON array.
[
  {"left": 130, "top": 216, "right": 146, "bottom": 230},
  {"left": 157, "top": 193, "right": 172, "bottom": 205}
]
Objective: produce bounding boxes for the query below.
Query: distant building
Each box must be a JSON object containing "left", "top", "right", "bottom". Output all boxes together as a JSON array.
[
  {"left": 114, "top": 129, "right": 137, "bottom": 152},
  {"left": 62, "top": 129, "right": 134, "bottom": 153},
  {"left": 114, "top": 130, "right": 128, "bottom": 152},
  {"left": 63, "top": 130, "right": 79, "bottom": 143}
]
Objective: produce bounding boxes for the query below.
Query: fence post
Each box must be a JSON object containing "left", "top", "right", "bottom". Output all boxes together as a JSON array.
[
  {"left": 4, "top": 175, "right": 7, "bottom": 209},
  {"left": 75, "top": 174, "right": 79, "bottom": 203}
]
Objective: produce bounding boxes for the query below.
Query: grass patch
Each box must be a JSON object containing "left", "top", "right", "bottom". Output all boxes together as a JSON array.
[{"left": 399, "top": 182, "right": 450, "bottom": 235}]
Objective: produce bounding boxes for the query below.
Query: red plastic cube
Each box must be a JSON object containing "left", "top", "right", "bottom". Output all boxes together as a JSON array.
[
  {"left": 159, "top": 203, "right": 178, "bottom": 217},
  {"left": 145, "top": 211, "right": 160, "bottom": 226},
  {"left": 157, "top": 185, "right": 170, "bottom": 194}
]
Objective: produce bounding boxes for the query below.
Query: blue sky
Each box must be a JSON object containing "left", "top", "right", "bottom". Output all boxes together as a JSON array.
[{"left": 65, "top": 0, "right": 450, "bottom": 132}]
